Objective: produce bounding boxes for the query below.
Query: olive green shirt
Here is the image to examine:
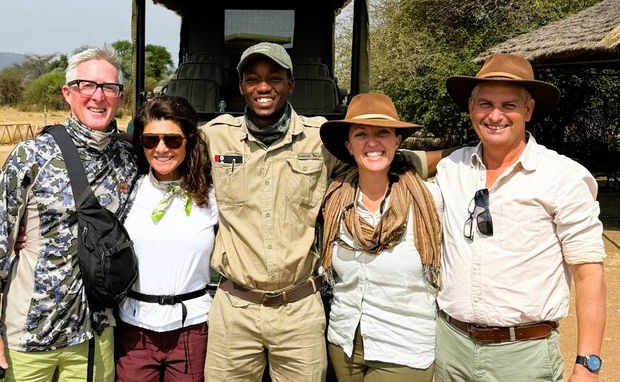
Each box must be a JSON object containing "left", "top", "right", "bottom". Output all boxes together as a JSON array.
[{"left": 201, "top": 109, "right": 427, "bottom": 291}]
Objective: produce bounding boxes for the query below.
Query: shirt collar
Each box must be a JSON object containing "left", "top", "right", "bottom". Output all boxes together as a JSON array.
[{"left": 469, "top": 132, "right": 538, "bottom": 172}]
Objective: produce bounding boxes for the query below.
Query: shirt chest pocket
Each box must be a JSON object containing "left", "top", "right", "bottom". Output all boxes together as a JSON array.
[
  {"left": 285, "top": 158, "right": 325, "bottom": 207},
  {"left": 212, "top": 160, "right": 246, "bottom": 205}
]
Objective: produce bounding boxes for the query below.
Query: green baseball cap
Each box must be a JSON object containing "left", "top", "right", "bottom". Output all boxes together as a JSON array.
[{"left": 236, "top": 42, "right": 293, "bottom": 76}]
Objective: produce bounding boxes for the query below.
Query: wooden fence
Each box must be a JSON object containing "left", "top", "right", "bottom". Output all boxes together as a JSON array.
[{"left": 0, "top": 123, "right": 36, "bottom": 144}]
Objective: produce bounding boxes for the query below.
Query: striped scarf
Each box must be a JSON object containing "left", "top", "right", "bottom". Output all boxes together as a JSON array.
[{"left": 321, "top": 168, "right": 442, "bottom": 287}]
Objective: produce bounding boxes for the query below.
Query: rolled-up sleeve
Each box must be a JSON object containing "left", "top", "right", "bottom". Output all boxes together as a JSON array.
[{"left": 553, "top": 169, "right": 605, "bottom": 264}]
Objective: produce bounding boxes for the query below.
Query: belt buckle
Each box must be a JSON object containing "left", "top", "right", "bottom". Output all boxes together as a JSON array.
[
  {"left": 262, "top": 291, "right": 285, "bottom": 306},
  {"left": 158, "top": 295, "right": 176, "bottom": 305}
]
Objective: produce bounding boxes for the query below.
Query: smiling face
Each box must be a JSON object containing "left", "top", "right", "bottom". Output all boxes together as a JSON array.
[
  {"left": 239, "top": 57, "right": 293, "bottom": 128},
  {"left": 62, "top": 59, "right": 123, "bottom": 131},
  {"left": 142, "top": 119, "right": 187, "bottom": 181},
  {"left": 468, "top": 81, "right": 535, "bottom": 153},
  {"left": 345, "top": 124, "right": 402, "bottom": 176}
]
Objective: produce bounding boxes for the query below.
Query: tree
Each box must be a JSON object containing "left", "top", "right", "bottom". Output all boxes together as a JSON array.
[
  {"left": 111, "top": 40, "right": 133, "bottom": 80},
  {"left": 0, "top": 67, "right": 26, "bottom": 106},
  {"left": 14, "top": 53, "right": 58, "bottom": 80},
  {"left": 145, "top": 44, "right": 173, "bottom": 82},
  {"left": 366, "top": 0, "right": 606, "bottom": 149},
  {"left": 20, "top": 71, "right": 67, "bottom": 111},
  {"left": 49, "top": 54, "right": 68, "bottom": 73}
]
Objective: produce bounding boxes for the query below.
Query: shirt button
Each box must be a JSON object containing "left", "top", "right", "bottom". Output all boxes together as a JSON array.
[
  {"left": 474, "top": 297, "right": 480, "bottom": 302},
  {"left": 268, "top": 245, "right": 273, "bottom": 249},
  {"left": 266, "top": 213, "right": 270, "bottom": 217},
  {"left": 303, "top": 166, "right": 308, "bottom": 170},
  {"left": 265, "top": 180, "right": 270, "bottom": 185}
]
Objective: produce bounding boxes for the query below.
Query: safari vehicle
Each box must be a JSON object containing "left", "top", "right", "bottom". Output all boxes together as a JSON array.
[{"left": 132, "top": 0, "right": 371, "bottom": 121}]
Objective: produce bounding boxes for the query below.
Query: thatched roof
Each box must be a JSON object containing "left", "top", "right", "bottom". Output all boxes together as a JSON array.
[{"left": 477, "top": 0, "right": 620, "bottom": 66}]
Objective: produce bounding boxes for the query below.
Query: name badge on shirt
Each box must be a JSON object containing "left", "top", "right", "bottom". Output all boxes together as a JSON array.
[
  {"left": 214, "top": 154, "right": 244, "bottom": 164},
  {"left": 298, "top": 153, "right": 321, "bottom": 160}
]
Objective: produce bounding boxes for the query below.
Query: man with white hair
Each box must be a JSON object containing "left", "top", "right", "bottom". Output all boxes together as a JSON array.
[{"left": 0, "top": 47, "right": 136, "bottom": 382}]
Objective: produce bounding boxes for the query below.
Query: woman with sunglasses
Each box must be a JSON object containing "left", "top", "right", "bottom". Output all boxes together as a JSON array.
[
  {"left": 319, "top": 93, "right": 442, "bottom": 382},
  {"left": 116, "top": 95, "right": 217, "bottom": 381}
]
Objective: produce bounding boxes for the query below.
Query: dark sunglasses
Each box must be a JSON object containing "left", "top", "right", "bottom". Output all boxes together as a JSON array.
[
  {"left": 140, "top": 133, "right": 186, "bottom": 149},
  {"left": 463, "top": 188, "right": 493, "bottom": 241}
]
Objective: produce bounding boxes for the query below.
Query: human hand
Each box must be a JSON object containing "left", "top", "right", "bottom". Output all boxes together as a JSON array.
[
  {"left": 568, "top": 365, "right": 599, "bottom": 382},
  {"left": 14, "top": 225, "right": 26, "bottom": 255},
  {"left": 0, "top": 336, "right": 9, "bottom": 374}
]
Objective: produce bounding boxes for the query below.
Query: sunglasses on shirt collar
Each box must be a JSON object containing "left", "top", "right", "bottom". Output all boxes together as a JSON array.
[
  {"left": 463, "top": 188, "right": 494, "bottom": 241},
  {"left": 140, "top": 133, "right": 186, "bottom": 149}
]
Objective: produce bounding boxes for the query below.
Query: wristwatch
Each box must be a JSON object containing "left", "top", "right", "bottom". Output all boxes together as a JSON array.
[{"left": 575, "top": 354, "right": 602, "bottom": 373}]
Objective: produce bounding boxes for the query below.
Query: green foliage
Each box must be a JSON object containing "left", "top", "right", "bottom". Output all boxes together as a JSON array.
[
  {"left": 367, "top": 0, "right": 607, "bottom": 151},
  {"left": 111, "top": 40, "right": 133, "bottom": 80},
  {"left": 49, "top": 54, "right": 68, "bottom": 73},
  {"left": 145, "top": 44, "right": 173, "bottom": 82},
  {"left": 20, "top": 71, "right": 67, "bottom": 111},
  {"left": 0, "top": 67, "right": 26, "bottom": 106},
  {"left": 111, "top": 40, "right": 173, "bottom": 84}
]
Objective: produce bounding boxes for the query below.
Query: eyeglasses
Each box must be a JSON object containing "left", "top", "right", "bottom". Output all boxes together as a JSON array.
[
  {"left": 67, "top": 79, "right": 124, "bottom": 98},
  {"left": 463, "top": 188, "right": 493, "bottom": 241},
  {"left": 140, "top": 134, "right": 186, "bottom": 149}
]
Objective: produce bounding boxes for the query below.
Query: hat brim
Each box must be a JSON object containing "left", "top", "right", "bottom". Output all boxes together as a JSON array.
[
  {"left": 236, "top": 52, "right": 292, "bottom": 75},
  {"left": 446, "top": 76, "right": 560, "bottom": 122},
  {"left": 320, "top": 119, "right": 422, "bottom": 165}
]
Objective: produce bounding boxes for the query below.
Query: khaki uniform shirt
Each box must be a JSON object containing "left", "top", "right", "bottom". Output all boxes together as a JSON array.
[{"left": 201, "top": 109, "right": 426, "bottom": 292}]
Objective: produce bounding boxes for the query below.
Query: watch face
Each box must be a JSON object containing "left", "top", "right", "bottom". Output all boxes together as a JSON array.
[{"left": 587, "top": 355, "right": 602, "bottom": 372}]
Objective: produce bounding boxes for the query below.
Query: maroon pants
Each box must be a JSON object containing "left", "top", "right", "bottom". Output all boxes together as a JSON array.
[{"left": 116, "top": 320, "right": 208, "bottom": 382}]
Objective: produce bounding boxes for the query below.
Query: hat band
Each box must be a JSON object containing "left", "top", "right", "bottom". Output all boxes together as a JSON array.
[
  {"left": 351, "top": 113, "right": 397, "bottom": 121},
  {"left": 479, "top": 71, "right": 528, "bottom": 80}
]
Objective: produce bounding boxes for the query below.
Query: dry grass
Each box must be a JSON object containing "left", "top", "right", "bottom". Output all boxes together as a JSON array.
[{"left": 0, "top": 106, "right": 132, "bottom": 132}]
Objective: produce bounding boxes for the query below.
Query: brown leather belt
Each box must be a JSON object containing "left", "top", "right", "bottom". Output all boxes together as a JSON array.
[
  {"left": 439, "top": 310, "right": 559, "bottom": 343},
  {"left": 218, "top": 275, "right": 325, "bottom": 307}
]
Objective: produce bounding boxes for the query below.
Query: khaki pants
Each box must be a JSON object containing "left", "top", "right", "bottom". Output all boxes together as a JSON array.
[
  {"left": 434, "top": 314, "right": 564, "bottom": 382},
  {"left": 4, "top": 326, "right": 114, "bottom": 382},
  {"left": 205, "top": 288, "right": 327, "bottom": 382},
  {"left": 329, "top": 327, "right": 434, "bottom": 382}
]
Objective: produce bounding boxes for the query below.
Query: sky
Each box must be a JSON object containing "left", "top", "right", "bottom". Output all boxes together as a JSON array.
[{"left": 0, "top": 1, "right": 181, "bottom": 64}]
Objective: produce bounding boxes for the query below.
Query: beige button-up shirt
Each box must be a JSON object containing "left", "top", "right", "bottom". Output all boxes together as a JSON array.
[
  {"left": 436, "top": 134, "right": 605, "bottom": 326},
  {"left": 201, "top": 110, "right": 427, "bottom": 292},
  {"left": 201, "top": 110, "right": 345, "bottom": 291}
]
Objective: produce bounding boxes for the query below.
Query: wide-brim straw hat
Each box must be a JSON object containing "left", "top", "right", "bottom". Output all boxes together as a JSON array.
[
  {"left": 320, "top": 93, "right": 422, "bottom": 165},
  {"left": 446, "top": 53, "right": 560, "bottom": 122}
]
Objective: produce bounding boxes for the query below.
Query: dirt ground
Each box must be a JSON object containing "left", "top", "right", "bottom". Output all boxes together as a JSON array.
[{"left": 0, "top": 107, "right": 618, "bottom": 380}]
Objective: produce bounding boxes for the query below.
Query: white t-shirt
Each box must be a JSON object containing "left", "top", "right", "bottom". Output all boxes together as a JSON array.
[
  {"left": 327, "top": 182, "right": 442, "bottom": 369},
  {"left": 119, "top": 175, "right": 218, "bottom": 331}
]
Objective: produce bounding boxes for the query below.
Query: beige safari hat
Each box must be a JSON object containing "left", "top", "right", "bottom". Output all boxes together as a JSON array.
[
  {"left": 236, "top": 42, "right": 293, "bottom": 76},
  {"left": 446, "top": 53, "right": 560, "bottom": 122},
  {"left": 320, "top": 93, "right": 422, "bottom": 164}
]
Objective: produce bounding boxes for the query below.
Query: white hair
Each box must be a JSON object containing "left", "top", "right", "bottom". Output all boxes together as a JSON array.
[
  {"left": 65, "top": 46, "right": 122, "bottom": 83},
  {"left": 471, "top": 82, "right": 532, "bottom": 102}
]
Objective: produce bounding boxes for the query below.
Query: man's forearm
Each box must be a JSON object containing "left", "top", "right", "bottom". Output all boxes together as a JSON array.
[{"left": 572, "top": 262, "right": 605, "bottom": 375}]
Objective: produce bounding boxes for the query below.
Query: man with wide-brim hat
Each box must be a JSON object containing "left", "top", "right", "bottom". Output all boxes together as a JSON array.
[
  {"left": 435, "top": 53, "right": 606, "bottom": 381},
  {"left": 319, "top": 92, "right": 442, "bottom": 381}
]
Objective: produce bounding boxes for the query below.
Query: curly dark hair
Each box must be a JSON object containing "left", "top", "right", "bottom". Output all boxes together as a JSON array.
[{"left": 133, "top": 95, "right": 212, "bottom": 208}]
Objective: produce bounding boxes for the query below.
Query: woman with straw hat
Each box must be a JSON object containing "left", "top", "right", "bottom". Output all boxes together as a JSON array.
[{"left": 319, "top": 93, "right": 442, "bottom": 382}]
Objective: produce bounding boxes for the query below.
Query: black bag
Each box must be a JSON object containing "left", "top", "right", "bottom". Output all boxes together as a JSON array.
[{"left": 46, "top": 126, "right": 138, "bottom": 311}]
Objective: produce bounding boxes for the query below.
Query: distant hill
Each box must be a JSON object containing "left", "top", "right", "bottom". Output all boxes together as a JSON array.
[{"left": 0, "top": 52, "right": 26, "bottom": 71}]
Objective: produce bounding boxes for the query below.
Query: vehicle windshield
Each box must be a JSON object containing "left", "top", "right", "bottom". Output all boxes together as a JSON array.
[{"left": 224, "top": 9, "right": 295, "bottom": 48}]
